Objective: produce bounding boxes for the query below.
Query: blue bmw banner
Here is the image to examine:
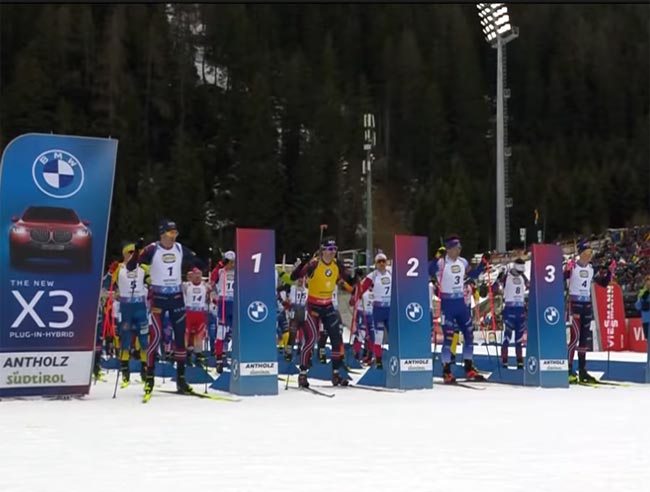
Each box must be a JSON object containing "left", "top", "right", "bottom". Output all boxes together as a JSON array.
[
  {"left": 524, "top": 243, "right": 568, "bottom": 388},
  {"left": 0, "top": 133, "right": 117, "bottom": 397}
]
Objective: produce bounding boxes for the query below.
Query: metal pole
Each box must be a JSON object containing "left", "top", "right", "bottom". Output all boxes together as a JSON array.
[
  {"left": 363, "top": 113, "right": 375, "bottom": 268},
  {"left": 495, "top": 35, "right": 506, "bottom": 253},
  {"left": 366, "top": 152, "right": 373, "bottom": 268}
]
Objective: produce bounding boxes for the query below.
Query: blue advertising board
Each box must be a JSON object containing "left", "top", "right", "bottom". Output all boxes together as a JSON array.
[
  {"left": 385, "top": 235, "right": 433, "bottom": 390},
  {"left": 359, "top": 235, "right": 433, "bottom": 389},
  {"left": 524, "top": 243, "right": 568, "bottom": 388},
  {"left": 229, "top": 228, "right": 278, "bottom": 396},
  {"left": 0, "top": 133, "right": 117, "bottom": 397}
]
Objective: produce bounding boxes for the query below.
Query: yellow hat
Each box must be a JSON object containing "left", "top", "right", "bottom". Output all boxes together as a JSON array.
[{"left": 122, "top": 243, "right": 135, "bottom": 256}]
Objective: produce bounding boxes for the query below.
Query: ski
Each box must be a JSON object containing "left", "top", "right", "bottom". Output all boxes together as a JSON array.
[
  {"left": 348, "top": 384, "right": 406, "bottom": 393},
  {"left": 156, "top": 389, "right": 241, "bottom": 402},
  {"left": 574, "top": 381, "right": 615, "bottom": 389},
  {"left": 595, "top": 380, "right": 632, "bottom": 387},
  {"left": 342, "top": 364, "right": 362, "bottom": 375},
  {"left": 449, "top": 382, "right": 487, "bottom": 390},
  {"left": 435, "top": 378, "right": 486, "bottom": 390},
  {"left": 287, "top": 386, "right": 335, "bottom": 398}
]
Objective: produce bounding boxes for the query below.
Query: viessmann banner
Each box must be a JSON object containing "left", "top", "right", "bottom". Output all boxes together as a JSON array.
[{"left": 0, "top": 133, "right": 117, "bottom": 397}]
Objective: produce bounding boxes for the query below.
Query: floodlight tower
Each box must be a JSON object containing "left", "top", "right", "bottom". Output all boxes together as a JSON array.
[{"left": 477, "top": 3, "right": 518, "bottom": 252}]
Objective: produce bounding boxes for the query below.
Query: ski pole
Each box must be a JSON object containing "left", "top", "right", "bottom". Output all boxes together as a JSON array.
[
  {"left": 485, "top": 259, "right": 502, "bottom": 379},
  {"left": 434, "top": 257, "right": 445, "bottom": 365},
  {"left": 112, "top": 364, "right": 120, "bottom": 399},
  {"left": 206, "top": 248, "right": 213, "bottom": 394}
]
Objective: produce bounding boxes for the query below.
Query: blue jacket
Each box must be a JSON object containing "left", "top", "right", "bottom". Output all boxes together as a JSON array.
[{"left": 634, "top": 288, "right": 650, "bottom": 324}]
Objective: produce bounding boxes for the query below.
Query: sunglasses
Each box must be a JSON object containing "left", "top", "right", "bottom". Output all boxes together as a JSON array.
[
  {"left": 323, "top": 246, "right": 337, "bottom": 252},
  {"left": 376, "top": 259, "right": 386, "bottom": 264},
  {"left": 125, "top": 250, "right": 135, "bottom": 255},
  {"left": 165, "top": 230, "right": 179, "bottom": 238}
]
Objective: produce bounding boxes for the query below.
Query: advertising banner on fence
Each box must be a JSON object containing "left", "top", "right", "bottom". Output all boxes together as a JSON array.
[
  {"left": 0, "top": 134, "right": 117, "bottom": 397},
  {"left": 592, "top": 282, "right": 627, "bottom": 351},
  {"left": 627, "top": 318, "right": 646, "bottom": 353}
]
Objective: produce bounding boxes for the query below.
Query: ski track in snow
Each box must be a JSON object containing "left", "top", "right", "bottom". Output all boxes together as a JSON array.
[{"left": 2, "top": 375, "right": 650, "bottom": 492}]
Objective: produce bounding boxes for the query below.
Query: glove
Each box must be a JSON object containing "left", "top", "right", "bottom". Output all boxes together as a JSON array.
[
  {"left": 300, "top": 252, "right": 312, "bottom": 263},
  {"left": 135, "top": 237, "right": 145, "bottom": 251},
  {"left": 478, "top": 284, "right": 488, "bottom": 298}
]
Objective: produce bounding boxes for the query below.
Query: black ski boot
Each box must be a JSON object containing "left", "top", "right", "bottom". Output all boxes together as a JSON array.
[
  {"left": 176, "top": 362, "right": 193, "bottom": 394},
  {"left": 196, "top": 353, "right": 207, "bottom": 370},
  {"left": 120, "top": 361, "right": 130, "bottom": 388},
  {"left": 443, "top": 363, "right": 456, "bottom": 384},
  {"left": 283, "top": 346, "right": 293, "bottom": 362},
  {"left": 579, "top": 370, "right": 597, "bottom": 384},
  {"left": 516, "top": 358, "right": 524, "bottom": 370},
  {"left": 92, "top": 350, "right": 104, "bottom": 382},
  {"left": 464, "top": 359, "right": 485, "bottom": 381},
  {"left": 298, "top": 369, "right": 309, "bottom": 388},
  {"left": 331, "top": 370, "right": 349, "bottom": 387},
  {"left": 143, "top": 366, "right": 154, "bottom": 396}
]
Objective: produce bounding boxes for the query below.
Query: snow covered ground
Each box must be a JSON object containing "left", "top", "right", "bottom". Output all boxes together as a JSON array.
[{"left": 2, "top": 369, "right": 650, "bottom": 492}]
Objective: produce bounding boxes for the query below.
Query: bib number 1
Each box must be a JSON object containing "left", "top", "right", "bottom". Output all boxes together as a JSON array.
[{"left": 252, "top": 253, "right": 262, "bottom": 273}]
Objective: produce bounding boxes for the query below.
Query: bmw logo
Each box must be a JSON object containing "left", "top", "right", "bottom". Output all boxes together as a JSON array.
[
  {"left": 231, "top": 359, "right": 240, "bottom": 380},
  {"left": 527, "top": 356, "right": 538, "bottom": 375},
  {"left": 32, "top": 149, "right": 85, "bottom": 199},
  {"left": 247, "top": 301, "right": 269, "bottom": 323},
  {"left": 405, "top": 302, "right": 423, "bottom": 322},
  {"left": 544, "top": 306, "right": 560, "bottom": 325},
  {"left": 325, "top": 269, "right": 333, "bottom": 277},
  {"left": 389, "top": 356, "right": 399, "bottom": 376}
]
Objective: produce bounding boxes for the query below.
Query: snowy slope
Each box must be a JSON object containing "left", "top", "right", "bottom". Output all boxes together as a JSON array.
[{"left": 2, "top": 374, "right": 650, "bottom": 492}]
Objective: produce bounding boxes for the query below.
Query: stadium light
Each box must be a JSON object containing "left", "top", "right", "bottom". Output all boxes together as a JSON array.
[
  {"left": 362, "top": 113, "right": 376, "bottom": 267},
  {"left": 477, "top": 3, "right": 518, "bottom": 252}
]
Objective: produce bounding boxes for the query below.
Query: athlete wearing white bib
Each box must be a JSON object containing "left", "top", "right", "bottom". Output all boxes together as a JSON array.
[
  {"left": 128, "top": 219, "right": 204, "bottom": 396},
  {"left": 184, "top": 282, "right": 208, "bottom": 311},
  {"left": 117, "top": 265, "right": 147, "bottom": 303},
  {"left": 436, "top": 257, "right": 469, "bottom": 300},
  {"left": 290, "top": 284, "right": 309, "bottom": 307},
  {"left": 564, "top": 241, "right": 610, "bottom": 383},
  {"left": 212, "top": 250, "right": 236, "bottom": 373},
  {"left": 355, "top": 253, "right": 392, "bottom": 368},
  {"left": 500, "top": 259, "right": 528, "bottom": 368},
  {"left": 351, "top": 269, "right": 374, "bottom": 362},
  {"left": 113, "top": 243, "right": 150, "bottom": 388},
  {"left": 428, "top": 236, "right": 488, "bottom": 383},
  {"left": 568, "top": 263, "right": 593, "bottom": 303},
  {"left": 283, "top": 280, "right": 309, "bottom": 361},
  {"left": 183, "top": 269, "right": 208, "bottom": 367}
]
